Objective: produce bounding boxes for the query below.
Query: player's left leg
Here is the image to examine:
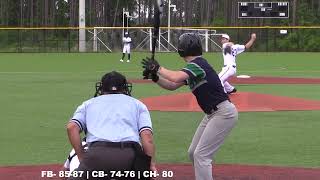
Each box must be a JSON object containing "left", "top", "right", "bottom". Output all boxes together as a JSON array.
[
  {"left": 224, "top": 81, "right": 236, "bottom": 94},
  {"left": 193, "top": 101, "right": 238, "bottom": 180},
  {"left": 120, "top": 53, "right": 125, "bottom": 62},
  {"left": 127, "top": 53, "right": 131, "bottom": 62},
  {"left": 188, "top": 115, "right": 209, "bottom": 164},
  {"left": 126, "top": 46, "right": 131, "bottom": 62},
  {"left": 219, "top": 66, "right": 236, "bottom": 93},
  {"left": 121, "top": 45, "right": 127, "bottom": 62}
]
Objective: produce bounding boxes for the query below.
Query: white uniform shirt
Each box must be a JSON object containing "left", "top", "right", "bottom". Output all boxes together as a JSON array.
[
  {"left": 123, "top": 37, "right": 132, "bottom": 46},
  {"left": 222, "top": 43, "right": 246, "bottom": 66},
  {"left": 70, "top": 94, "right": 152, "bottom": 143},
  {"left": 122, "top": 37, "right": 132, "bottom": 53}
]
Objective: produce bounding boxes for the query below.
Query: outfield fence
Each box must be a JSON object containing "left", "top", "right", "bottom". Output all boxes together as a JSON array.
[{"left": 0, "top": 26, "right": 319, "bottom": 53}]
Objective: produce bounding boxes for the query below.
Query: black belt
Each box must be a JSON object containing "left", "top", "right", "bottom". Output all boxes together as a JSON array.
[
  {"left": 223, "top": 65, "right": 236, "bottom": 68},
  {"left": 208, "top": 99, "right": 231, "bottom": 114},
  {"left": 90, "top": 141, "right": 139, "bottom": 148},
  {"left": 206, "top": 105, "right": 218, "bottom": 114}
]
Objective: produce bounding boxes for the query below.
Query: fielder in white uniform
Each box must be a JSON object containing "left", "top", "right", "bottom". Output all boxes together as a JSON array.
[
  {"left": 219, "top": 33, "right": 256, "bottom": 94},
  {"left": 120, "top": 32, "right": 132, "bottom": 62}
]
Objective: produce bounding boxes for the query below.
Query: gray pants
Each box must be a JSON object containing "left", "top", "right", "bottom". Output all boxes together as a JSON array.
[{"left": 188, "top": 100, "right": 238, "bottom": 180}]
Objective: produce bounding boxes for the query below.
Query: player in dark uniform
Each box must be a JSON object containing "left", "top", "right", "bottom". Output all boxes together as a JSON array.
[{"left": 142, "top": 33, "right": 238, "bottom": 180}]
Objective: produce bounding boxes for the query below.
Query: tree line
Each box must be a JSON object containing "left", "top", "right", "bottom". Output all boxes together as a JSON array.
[
  {"left": 0, "top": 0, "right": 319, "bottom": 52},
  {"left": 1, "top": 0, "right": 319, "bottom": 27}
]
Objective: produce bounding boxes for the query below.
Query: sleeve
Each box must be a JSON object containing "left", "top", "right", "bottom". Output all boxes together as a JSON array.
[
  {"left": 233, "top": 44, "right": 246, "bottom": 55},
  {"left": 222, "top": 43, "right": 228, "bottom": 49},
  {"left": 137, "top": 103, "right": 153, "bottom": 134},
  {"left": 181, "top": 62, "right": 206, "bottom": 79},
  {"left": 70, "top": 102, "right": 87, "bottom": 132},
  {"left": 123, "top": 37, "right": 131, "bottom": 43}
]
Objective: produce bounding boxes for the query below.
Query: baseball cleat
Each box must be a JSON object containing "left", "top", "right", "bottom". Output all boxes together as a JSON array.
[
  {"left": 127, "top": 60, "right": 130, "bottom": 62},
  {"left": 120, "top": 59, "right": 124, "bottom": 62},
  {"left": 227, "top": 88, "right": 237, "bottom": 94}
]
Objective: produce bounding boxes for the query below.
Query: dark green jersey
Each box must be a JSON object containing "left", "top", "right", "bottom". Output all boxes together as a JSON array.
[{"left": 181, "top": 57, "right": 229, "bottom": 114}]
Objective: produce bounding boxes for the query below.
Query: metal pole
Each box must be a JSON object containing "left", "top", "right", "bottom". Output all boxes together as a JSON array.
[
  {"left": 149, "top": 28, "right": 152, "bottom": 52},
  {"left": 79, "top": 0, "right": 86, "bottom": 52},
  {"left": 159, "top": 29, "right": 161, "bottom": 51},
  {"left": 168, "top": 0, "right": 171, "bottom": 46},
  {"left": 122, "top": 8, "right": 125, "bottom": 37},
  {"left": 266, "top": 28, "right": 269, "bottom": 52},
  {"left": 93, "top": 28, "right": 97, "bottom": 52},
  {"left": 205, "top": 30, "right": 209, "bottom": 52},
  {"left": 127, "top": 16, "right": 129, "bottom": 32},
  {"left": 68, "top": 29, "right": 71, "bottom": 53},
  {"left": 20, "top": 0, "right": 22, "bottom": 52}
]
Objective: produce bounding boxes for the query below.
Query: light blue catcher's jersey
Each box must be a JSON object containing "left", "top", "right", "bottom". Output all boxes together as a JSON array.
[{"left": 70, "top": 94, "right": 152, "bottom": 143}]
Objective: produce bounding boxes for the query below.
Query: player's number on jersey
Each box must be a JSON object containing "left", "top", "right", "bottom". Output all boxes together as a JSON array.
[{"left": 232, "top": 49, "right": 237, "bottom": 57}]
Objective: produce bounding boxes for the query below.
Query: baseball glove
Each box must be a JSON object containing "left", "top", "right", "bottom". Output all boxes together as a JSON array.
[
  {"left": 224, "top": 45, "right": 232, "bottom": 55},
  {"left": 141, "top": 57, "right": 160, "bottom": 73},
  {"left": 142, "top": 69, "right": 159, "bottom": 82},
  {"left": 142, "top": 57, "right": 160, "bottom": 82}
]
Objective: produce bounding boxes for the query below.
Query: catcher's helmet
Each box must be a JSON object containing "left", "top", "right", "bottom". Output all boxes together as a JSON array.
[
  {"left": 178, "top": 33, "right": 202, "bottom": 57},
  {"left": 94, "top": 71, "right": 132, "bottom": 97}
]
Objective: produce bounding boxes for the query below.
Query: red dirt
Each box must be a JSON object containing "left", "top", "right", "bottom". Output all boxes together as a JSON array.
[
  {"left": 140, "top": 92, "right": 320, "bottom": 112},
  {"left": 1, "top": 163, "right": 319, "bottom": 180},
  {"left": 129, "top": 76, "right": 320, "bottom": 84},
  {"left": 227, "top": 76, "right": 320, "bottom": 84}
]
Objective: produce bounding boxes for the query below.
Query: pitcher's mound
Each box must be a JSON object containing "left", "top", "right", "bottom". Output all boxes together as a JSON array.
[{"left": 140, "top": 92, "right": 320, "bottom": 112}]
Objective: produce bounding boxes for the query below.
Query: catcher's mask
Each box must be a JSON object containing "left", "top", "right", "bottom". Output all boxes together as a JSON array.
[
  {"left": 178, "top": 33, "right": 203, "bottom": 57},
  {"left": 94, "top": 71, "right": 132, "bottom": 97}
]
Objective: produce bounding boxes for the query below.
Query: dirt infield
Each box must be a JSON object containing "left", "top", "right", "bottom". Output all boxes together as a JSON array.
[
  {"left": 140, "top": 92, "right": 320, "bottom": 112},
  {"left": 139, "top": 76, "right": 320, "bottom": 112},
  {"left": 1, "top": 163, "right": 320, "bottom": 180},
  {"left": 129, "top": 76, "right": 320, "bottom": 84}
]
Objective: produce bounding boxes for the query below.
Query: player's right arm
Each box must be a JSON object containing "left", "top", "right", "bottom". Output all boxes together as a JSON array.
[
  {"left": 66, "top": 122, "right": 84, "bottom": 162},
  {"left": 140, "top": 130, "right": 157, "bottom": 172},
  {"left": 156, "top": 76, "right": 185, "bottom": 90},
  {"left": 155, "top": 67, "right": 188, "bottom": 90},
  {"left": 138, "top": 104, "right": 156, "bottom": 172},
  {"left": 141, "top": 58, "right": 187, "bottom": 90},
  {"left": 67, "top": 102, "right": 88, "bottom": 163},
  {"left": 244, "top": 33, "right": 256, "bottom": 49},
  {"left": 122, "top": 37, "right": 127, "bottom": 43}
]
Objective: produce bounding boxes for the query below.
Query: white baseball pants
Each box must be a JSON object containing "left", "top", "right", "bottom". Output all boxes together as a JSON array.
[
  {"left": 122, "top": 44, "right": 131, "bottom": 53},
  {"left": 219, "top": 65, "right": 237, "bottom": 93}
]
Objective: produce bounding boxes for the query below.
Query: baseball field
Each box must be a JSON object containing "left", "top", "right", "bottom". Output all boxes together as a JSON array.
[{"left": 0, "top": 52, "right": 320, "bottom": 179}]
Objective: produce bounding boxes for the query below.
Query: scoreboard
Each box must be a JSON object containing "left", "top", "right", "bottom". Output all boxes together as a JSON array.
[{"left": 238, "top": 2, "right": 289, "bottom": 18}]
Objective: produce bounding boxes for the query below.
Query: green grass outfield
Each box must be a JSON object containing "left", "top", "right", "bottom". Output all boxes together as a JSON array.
[{"left": 0, "top": 52, "right": 320, "bottom": 168}]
